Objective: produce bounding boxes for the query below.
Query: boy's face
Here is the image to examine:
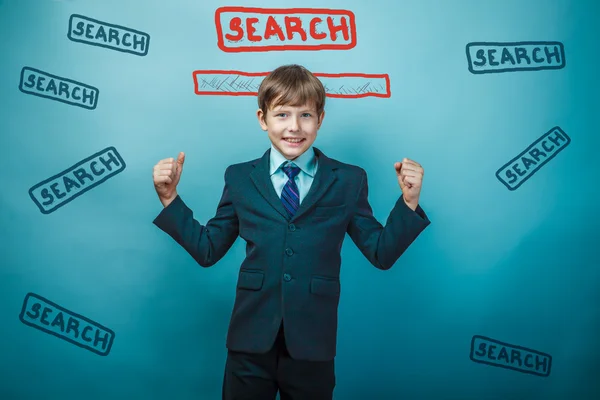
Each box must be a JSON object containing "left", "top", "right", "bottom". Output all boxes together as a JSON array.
[{"left": 257, "top": 101, "right": 325, "bottom": 161}]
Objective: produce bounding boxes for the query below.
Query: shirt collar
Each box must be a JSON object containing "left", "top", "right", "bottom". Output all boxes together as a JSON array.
[{"left": 269, "top": 143, "right": 318, "bottom": 177}]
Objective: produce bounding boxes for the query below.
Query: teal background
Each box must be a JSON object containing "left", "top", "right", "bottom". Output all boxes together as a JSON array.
[{"left": 1, "top": 0, "right": 599, "bottom": 398}]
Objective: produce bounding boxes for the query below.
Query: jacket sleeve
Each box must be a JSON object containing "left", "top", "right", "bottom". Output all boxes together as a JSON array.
[
  {"left": 346, "top": 168, "right": 430, "bottom": 270},
  {"left": 152, "top": 166, "right": 239, "bottom": 267}
]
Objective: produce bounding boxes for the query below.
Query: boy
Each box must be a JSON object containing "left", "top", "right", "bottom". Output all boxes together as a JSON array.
[{"left": 152, "top": 64, "right": 430, "bottom": 400}]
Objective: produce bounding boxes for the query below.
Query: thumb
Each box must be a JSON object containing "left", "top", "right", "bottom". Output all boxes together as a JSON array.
[
  {"left": 175, "top": 152, "right": 185, "bottom": 178},
  {"left": 177, "top": 152, "right": 185, "bottom": 166},
  {"left": 394, "top": 162, "right": 402, "bottom": 175}
]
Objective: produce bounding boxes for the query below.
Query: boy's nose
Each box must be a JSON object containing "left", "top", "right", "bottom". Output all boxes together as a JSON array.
[{"left": 288, "top": 118, "right": 300, "bottom": 132}]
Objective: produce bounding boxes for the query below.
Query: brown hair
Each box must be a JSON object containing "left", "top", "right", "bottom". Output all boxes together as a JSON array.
[{"left": 257, "top": 64, "right": 326, "bottom": 122}]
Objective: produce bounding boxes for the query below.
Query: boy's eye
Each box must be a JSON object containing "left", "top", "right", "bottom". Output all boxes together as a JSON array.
[{"left": 274, "top": 112, "right": 312, "bottom": 118}]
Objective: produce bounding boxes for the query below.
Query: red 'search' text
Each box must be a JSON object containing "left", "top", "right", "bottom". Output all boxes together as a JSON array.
[{"left": 215, "top": 7, "right": 357, "bottom": 52}]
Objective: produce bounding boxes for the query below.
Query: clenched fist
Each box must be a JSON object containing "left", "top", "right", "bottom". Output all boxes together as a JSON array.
[
  {"left": 394, "top": 158, "right": 424, "bottom": 211},
  {"left": 153, "top": 151, "right": 185, "bottom": 207}
]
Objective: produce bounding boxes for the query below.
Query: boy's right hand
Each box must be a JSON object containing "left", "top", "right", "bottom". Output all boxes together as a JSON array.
[{"left": 153, "top": 151, "right": 185, "bottom": 207}]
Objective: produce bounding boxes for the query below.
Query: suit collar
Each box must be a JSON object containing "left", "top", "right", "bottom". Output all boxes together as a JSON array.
[{"left": 250, "top": 146, "right": 337, "bottom": 222}]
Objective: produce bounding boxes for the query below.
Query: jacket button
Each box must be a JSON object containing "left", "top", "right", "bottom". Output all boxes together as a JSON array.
[
  {"left": 283, "top": 273, "right": 292, "bottom": 282},
  {"left": 288, "top": 223, "right": 296, "bottom": 231},
  {"left": 285, "top": 248, "right": 293, "bottom": 256}
]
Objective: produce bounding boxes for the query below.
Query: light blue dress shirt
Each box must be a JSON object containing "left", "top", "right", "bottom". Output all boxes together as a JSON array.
[{"left": 269, "top": 144, "right": 318, "bottom": 205}]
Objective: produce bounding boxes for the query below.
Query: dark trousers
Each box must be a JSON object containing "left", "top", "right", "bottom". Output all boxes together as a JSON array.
[{"left": 222, "top": 323, "right": 336, "bottom": 399}]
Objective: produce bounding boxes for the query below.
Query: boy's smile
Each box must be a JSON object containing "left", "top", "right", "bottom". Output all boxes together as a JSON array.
[{"left": 257, "top": 102, "right": 325, "bottom": 161}]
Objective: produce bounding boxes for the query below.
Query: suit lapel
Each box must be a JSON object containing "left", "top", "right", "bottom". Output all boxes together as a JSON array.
[
  {"left": 250, "top": 148, "right": 289, "bottom": 220},
  {"left": 249, "top": 147, "right": 338, "bottom": 222},
  {"left": 291, "top": 147, "right": 337, "bottom": 222}
]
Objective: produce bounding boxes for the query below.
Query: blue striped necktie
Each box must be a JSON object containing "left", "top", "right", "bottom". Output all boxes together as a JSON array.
[{"left": 281, "top": 163, "right": 301, "bottom": 218}]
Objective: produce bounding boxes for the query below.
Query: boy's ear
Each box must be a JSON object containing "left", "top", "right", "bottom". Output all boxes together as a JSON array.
[
  {"left": 317, "top": 111, "right": 326, "bottom": 129},
  {"left": 257, "top": 108, "right": 268, "bottom": 131}
]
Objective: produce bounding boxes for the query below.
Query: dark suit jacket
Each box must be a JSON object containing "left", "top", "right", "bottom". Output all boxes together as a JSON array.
[{"left": 153, "top": 147, "right": 431, "bottom": 361}]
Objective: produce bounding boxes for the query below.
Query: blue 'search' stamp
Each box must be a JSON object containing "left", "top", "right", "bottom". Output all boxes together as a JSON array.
[
  {"left": 19, "top": 67, "right": 99, "bottom": 110},
  {"left": 19, "top": 292, "right": 115, "bottom": 356},
  {"left": 466, "top": 41, "right": 565, "bottom": 74},
  {"left": 495, "top": 126, "right": 570, "bottom": 191},
  {"left": 28, "top": 147, "right": 126, "bottom": 214},
  {"left": 470, "top": 335, "right": 552, "bottom": 377},
  {"left": 68, "top": 14, "right": 150, "bottom": 56}
]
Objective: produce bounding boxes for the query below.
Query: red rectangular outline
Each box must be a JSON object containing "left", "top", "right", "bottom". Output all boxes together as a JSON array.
[
  {"left": 215, "top": 6, "right": 357, "bottom": 52},
  {"left": 192, "top": 70, "right": 391, "bottom": 99}
]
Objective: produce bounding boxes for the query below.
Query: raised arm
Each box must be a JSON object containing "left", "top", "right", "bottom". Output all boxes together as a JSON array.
[
  {"left": 152, "top": 152, "right": 239, "bottom": 267},
  {"left": 346, "top": 167, "right": 430, "bottom": 270}
]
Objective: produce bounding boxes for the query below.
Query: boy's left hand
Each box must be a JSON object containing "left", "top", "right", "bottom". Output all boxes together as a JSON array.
[{"left": 394, "top": 158, "right": 424, "bottom": 211}]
